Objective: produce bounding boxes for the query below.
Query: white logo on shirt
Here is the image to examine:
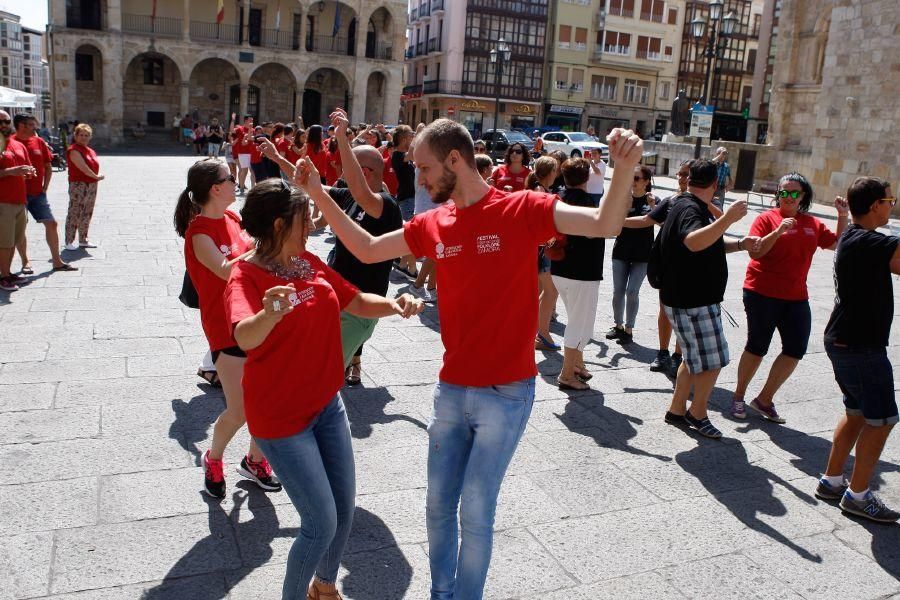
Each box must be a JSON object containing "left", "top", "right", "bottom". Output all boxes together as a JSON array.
[
  {"left": 435, "top": 242, "right": 462, "bottom": 259},
  {"left": 219, "top": 244, "right": 233, "bottom": 256},
  {"left": 289, "top": 287, "right": 315, "bottom": 306},
  {"left": 476, "top": 234, "right": 501, "bottom": 254}
]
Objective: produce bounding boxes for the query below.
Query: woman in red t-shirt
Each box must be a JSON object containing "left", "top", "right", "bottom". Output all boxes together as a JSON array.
[
  {"left": 491, "top": 142, "right": 532, "bottom": 192},
  {"left": 730, "top": 172, "right": 849, "bottom": 423},
  {"left": 64, "top": 123, "right": 104, "bottom": 250},
  {"left": 325, "top": 137, "right": 343, "bottom": 186},
  {"left": 174, "top": 159, "right": 280, "bottom": 499},
  {"left": 225, "top": 179, "right": 423, "bottom": 598},
  {"left": 305, "top": 125, "right": 329, "bottom": 185}
]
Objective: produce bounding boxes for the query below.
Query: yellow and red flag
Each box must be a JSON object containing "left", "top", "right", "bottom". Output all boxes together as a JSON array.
[{"left": 216, "top": 0, "right": 225, "bottom": 24}]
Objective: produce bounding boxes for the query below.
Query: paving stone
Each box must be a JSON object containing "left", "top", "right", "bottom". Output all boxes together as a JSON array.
[
  {"left": 0, "top": 358, "right": 126, "bottom": 385},
  {"left": 0, "top": 531, "right": 52, "bottom": 599},
  {"left": 0, "top": 382, "right": 55, "bottom": 412},
  {"left": 31, "top": 297, "right": 145, "bottom": 312},
  {"left": 494, "top": 474, "right": 570, "bottom": 529},
  {"left": 659, "top": 552, "right": 803, "bottom": 599},
  {"left": 0, "top": 405, "right": 100, "bottom": 443},
  {"left": 45, "top": 573, "right": 228, "bottom": 600},
  {"left": 529, "top": 571, "right": 684, "bottom": 600},
  {"left": 0, "top": 342, "right": 49, "bottom": 363},
  {"left": 0, "top": 477, "right": 98, "bottom": 536},
  {"left": 93, "top": 321, "right": 200, "bottom": 339},
  {"left": 355, "top": 444, "right": 428, "bottom": 496},
  {"left": 528, "top": 463, "right": 660, "bottom": 518},
  {"left": 56, "top": 375, "right": 216, "bottom": 407},
  {"left": 41, "top": 275, "right": 144, "bottom": 288},
  {"left": 482, "top": 528, "right": 577, "bottom": 599},
  {"left": 47, "top": 337, "right": 181, "bottom": 360},
  {"left": 127, "top": 354, "right": 204, "bottom": 378},
  {"left": 78, "top": 286, "right": 168, "bottom": 298},
  {"left": 352, "top": 490, "right": 427, "bottom": 551},
  {"left": 101, "top": 395, "right": 224, "bottom": 439},
  {"left": 0, "top": 323, "right": 94, "bottom": 343},
  {"left": 64, "top": 308, "right": 186, "bottom": 325},
  {"left": 2, "top": 312, "right": 66, "bottom": 326},
  {"left": 361, "top": 360, "right": 443, "bottom": 387},
  {"left": 51, "top": 513, "right": 242, "bottom": 594}
]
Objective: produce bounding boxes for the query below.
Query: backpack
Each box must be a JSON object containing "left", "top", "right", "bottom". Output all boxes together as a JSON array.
[{"left": 646, "top": 192, "right": 694, "bottom": 289}]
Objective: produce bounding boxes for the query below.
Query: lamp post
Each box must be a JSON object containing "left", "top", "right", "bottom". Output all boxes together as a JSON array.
[
  {"left": 690, "top": 1, "right": 739, "bottom": 158},
  {"left": 489, "top": 39, "right": 511, "bottom": 133}
]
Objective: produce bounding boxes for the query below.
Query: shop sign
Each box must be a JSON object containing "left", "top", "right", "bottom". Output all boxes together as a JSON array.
[
  {"left": 596, "top": 108, "right": 619, "bottom": 118},
  {"left": 448, "top": 106, "right": 456, "bottom": 116},
  {"left": 549, "top": 104, "right": 583, "bottom": 115},
  {"left": 689, "top": 104, "right": 714, "bottom": 138},
  {"left": 461, "top": 100, "right": 488, "bottom": 110},
  {"left": 512, "top": 104, "right": 534, "bottom": 115}
]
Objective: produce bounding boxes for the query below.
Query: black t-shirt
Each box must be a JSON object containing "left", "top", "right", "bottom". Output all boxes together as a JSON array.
[
  {"left": 392, "top": 151, "right": 415, "bottom": 200},
  {"left": 647, "top": 193, "right": 682, "bottom": 223},
  {"left": 207, "top": 125, "right": 224, "bottom": 144},
  {"left": 550, "top": 188, "right": 605, "bottom": 281},
  {"left": 613, "top": 194, "right": 654, "bottom": 262},
  {"left": 824, "top": 225, "right": 897, "bottom": 348},
  {"left": 659, "top": 194, "right": 727, "bottom": 308},
  {"left": 327, "top": 188, "right": 403, "bottom": 296}
]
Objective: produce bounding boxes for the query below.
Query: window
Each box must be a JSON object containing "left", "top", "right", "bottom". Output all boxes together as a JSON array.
[
  {"left": 142, "top": 57, "right": 164, "bottom": 85},
  {"left": 604, "top": 31, "right": 631, "bottom": 55},
  {"left": 636, "top": 36, "right": 661, "bottom": 60},
  {"left": 623, "top": 78, "right": 649, "bottom": 104},
  {"left": 75, "top": 52, "right": 94, "bottom": 81},
  {"left": 574, "top": 28, "right": 587, "bottom": 51},
  {"left": 668, "top": 7, "right": 678, "bottom": 25},
  {"left": 0, "top": 57, "right": 8, "bottom": 86},
  {"left": 571, "top": 68, "right": 584, "bottom": 91},
  {"left": 640, "top": 0, "right": 665, "bottom": 22},
  {"left": 752, "top": 13, "right": 762, "bottom": 37},
  {"left": 747, "top": 48, "right": 757, "bottom": 72},
  {"left": 590, "top": 75, "right": 617, "bottom": 100},
  {"left": 559, "top": 24, "right": 571, "bottom": 49},
  {"left": 608, "top": 0, "right": 635, "bottom": 18},
  {"left": 658, "top": 81, "right": 670, "bottom": 100},
  {"left": 664, "top": 45, "right": 673, "bottom": 62},
  {"left": 23, "top": 66, "right": 32, "bottom": 92},
  {"left": 555, "top": 65, "right": 568, "bottom": 90}
]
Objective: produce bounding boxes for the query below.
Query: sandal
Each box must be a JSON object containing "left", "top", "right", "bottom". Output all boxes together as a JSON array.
[
  {"left": 20, "top": 266, "right": 33, "bottom": 275},
  {"left": 557, "top": 377, "right": 590, "bottom": 391},
  {"left": 52, "top": 263, "right": 78, "bottom": 272},
  {"left": 345, "top": 362, "right": 361, "bottom": 386},
  {"left": 535, "top": 333, "right": 561, "bottom": 351},
  {"left": 197, "top": 368, "right": 221, "bottom": 388},
  {"left": 575, "top": 367, "right": 593, "bottom": 381}
]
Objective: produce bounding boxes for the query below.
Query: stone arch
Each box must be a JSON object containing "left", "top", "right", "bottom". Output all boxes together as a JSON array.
[
  {"left": 365, "top": 6, "right": 394, "bottom": 59},
  {"left": 123, "top": 51, "right": 183, "bottom": 129},
  {"left": 189, "top": 58, "right": 241, "bottom": 125},
  {"left": 74, "top": 44, "right": 105, "bottom": 126},
  {"left": 302, "top": 68, "right": 351, "bottom": 126},
  {"left": 364, "top": 70, "right": 388, "bottom": 124},
  {"left": 249, "top": 63, "right": 298, "bottom": 123}
]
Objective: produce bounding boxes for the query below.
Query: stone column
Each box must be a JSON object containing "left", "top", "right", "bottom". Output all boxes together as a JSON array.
[
  {"left": 180, "top": 81, "right": 190, "bottom": 117},
  {"left": 107, "top": 0, "right": 122, "bottom": 32},
  {"left": 294, "top": 89, "right": 303, "bottom": 122},
  {"left": 382, "top": 66, "right": 403, "bottom": 123},
  {"left": 182, "top": 0, "right": 191, "bottom": 41},
  {"left": 239, "top": 84, "right": 249, "bottom": 118},
  {"left": 105, "top": 38, "right": 125, "bottom": 144},
  {"left": 349, "top": 65, "right": 368, "bottom": 123}
]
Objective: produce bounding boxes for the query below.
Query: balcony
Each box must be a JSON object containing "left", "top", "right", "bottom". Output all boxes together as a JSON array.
[
  {"left": 417, "top": 41, "right": 425, "bottom": 54},
  {"left": 461, "top": 79, "right": 541, "bottom": 102},
  {"left": 410, "top": 8, "right": 418, "bottom": 21},
  {"left": 639, "top": 12, "right": 665, "bottom": 23},
  {"left": 405, "top": 47, "right": 415, "bottom": 59},
  {"left": 122, "top": 13, "right": 181, "bottom": 37},
  {"left": 190, "top": 21, "right": 240, "bottom": 44},
  {"left": 427, "top": 38, "right": 441, "bottom": 53},
  {"left": 432, "top": 0, "right": 445, "bottom": 13},
  {"left": 603, "top": 44, "right": 631, "bottom": 57},
  {"left": 467, "top": 0, "right": 548, "bottom": 19},
  {"left": 402, "top": 83, "right": 423, "bottom": 97},
  {"left": 420, "top": 2, "right": 431, "bottom": 20},
  {"left": 366, "top": 42, "right": 393, "bottom": 60},
  {"left": 636, "top": 50, "right": 665, "bottom": 61},
  {"left": 608, "top": 6, "right": 635, "bottom": 18},
  {"left": 465, "top": 37, "right": 544, "bottom": 60},
  {"left": 260, "top": 28, "right": 292, "bottom": 50},
  {"left": 306, "top": 35, "right": 352, "bottom": 56}
]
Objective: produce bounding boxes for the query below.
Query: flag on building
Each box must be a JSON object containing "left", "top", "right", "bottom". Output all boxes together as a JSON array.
[
  {"left": 216, "top": 0, "right": 225, "bottom": 24},
  {"left": 151, "top": 0, "right": 157, "bottom": 22},
  {"left": 275, "top": 1, "right": 281, "bottom": 30},
  {"left": 333, "top": 3, "right": 342, "bottom": 36}
]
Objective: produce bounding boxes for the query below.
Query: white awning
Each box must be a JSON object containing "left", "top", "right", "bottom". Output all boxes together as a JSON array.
[{"left": 0, "top": 86, "right": 37, "bottom": 109}]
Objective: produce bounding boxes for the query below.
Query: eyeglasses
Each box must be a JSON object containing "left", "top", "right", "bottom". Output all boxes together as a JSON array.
[
  {"left": 216, "top": 174, "right": 236, "bottom": 184},
  {"left": 510, "top": 149, "right": 523, "bottom": 155},
  {"left": 879, "top": 197, "right": 897, "bottom": 207},
  {"left": 0, "top": 119, "right": 10, "bottom": 125},
  {"left": 777, "top": 190, "right": 803, "bottom": 199}
]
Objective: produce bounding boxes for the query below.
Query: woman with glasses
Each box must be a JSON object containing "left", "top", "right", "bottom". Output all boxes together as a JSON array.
[
  {"left": 525, "top": 156, "right": 562, "bottom": 351},
  {"left": 730, "top": 172, "right": 850, "bottom": 423},
  {"left": 491, "top": 142, "right": 532, "bottom": 192},
  {"left": 174, "top": 159, "right": 281, "bottom": 499},
  {"left": 606, "top": 165, "right": 656, "bottom": 344},
  {"left": 473, "top": 139, "right": 487, "bottom": 155}
]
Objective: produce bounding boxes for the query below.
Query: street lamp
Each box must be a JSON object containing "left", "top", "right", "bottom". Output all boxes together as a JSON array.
[
  {"left": 489, "top": 39, "right": 511, "bottom": 134},
  {"left": 690, "top": 2, "right": 739, "bottom": 157}
]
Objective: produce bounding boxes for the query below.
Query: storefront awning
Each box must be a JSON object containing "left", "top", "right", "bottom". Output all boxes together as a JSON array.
[{"left": 0, "top": 86, "right": 36, "bottom": 109}]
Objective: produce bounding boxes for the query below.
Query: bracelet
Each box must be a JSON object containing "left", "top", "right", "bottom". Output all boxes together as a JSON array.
[{"left": 738, "top": 238, "right": 745, "bottom": 251}]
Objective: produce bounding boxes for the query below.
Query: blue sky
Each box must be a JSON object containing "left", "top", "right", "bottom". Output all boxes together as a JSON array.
[{"left": 2, "top": 1, "right": 48, "bottom": 31}]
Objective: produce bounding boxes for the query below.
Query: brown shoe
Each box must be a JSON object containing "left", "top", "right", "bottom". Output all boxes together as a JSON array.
[{"left": 308, "top": 580, "right": 343, "bottom": 600}]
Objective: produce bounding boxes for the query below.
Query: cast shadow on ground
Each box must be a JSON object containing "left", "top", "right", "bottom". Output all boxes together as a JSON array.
[
  {"left": 341, "top": 386, "right": 428, "bottom": 439},
  {"left": 843, "top": 516, "right": 900, "bottom": 582},
  {"left": 169, "top": 392, "right": 226, "bottom": 466},
  {"left": 341, "top": 508, "right": 415, "bottom": 599}
]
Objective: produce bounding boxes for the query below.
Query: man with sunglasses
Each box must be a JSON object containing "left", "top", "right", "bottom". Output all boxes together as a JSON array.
[
  {"left": 0, "top": 110, "right": 37, "bottom": 291},
  {"left": 819, "top": 177, "right": 900, "bottom": 523}
]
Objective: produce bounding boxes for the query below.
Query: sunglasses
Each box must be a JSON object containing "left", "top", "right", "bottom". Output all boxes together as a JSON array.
[
  {"left": 879, "top": 197, "right": 897, "bottom": 207},
  {"left": 510, "top": 149, "right": 524, "bottom": 155},
  {"left": 0, "top": 119, "right": 10, "bottom": 125},
  {"left": 216, "top": 174, "right": 237, "bottom": 184},
  {"left": 777, "top": 190, "right": 803, "bottom": 199}
]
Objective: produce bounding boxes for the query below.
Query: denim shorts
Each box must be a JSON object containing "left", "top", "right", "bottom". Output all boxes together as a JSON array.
[
  {"left": 537, "top": 247, "right": 551, "bottom": 273},
  {"left": 26, "top": 193, "right": 55, "bottom": 222},
  {"left": 826, "top": 343, "right": 897, "bottom": 426},
  {"left": 743, "top": 290, "right": 811, "bottom": 359}
]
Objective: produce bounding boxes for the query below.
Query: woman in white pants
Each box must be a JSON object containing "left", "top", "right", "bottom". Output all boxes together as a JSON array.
[{"left": 550, "top": 158, "right": 607, "bottom": 390}]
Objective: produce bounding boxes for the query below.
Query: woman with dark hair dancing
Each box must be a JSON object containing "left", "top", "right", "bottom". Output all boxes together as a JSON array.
[
  {"left": 225, "top": 178, "right": 423, "bottom": 599},
  {"left": 730, "top": 172, "right": 849, "bottom": 422},
  {"left": 173, "top": 158, "right": 281, "bottom": 499}
]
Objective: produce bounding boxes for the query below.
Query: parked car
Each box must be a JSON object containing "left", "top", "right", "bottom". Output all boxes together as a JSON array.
[
  {"left": 541, "top": 131, "right": 608, "bottom": 159},
  {"left": 482, "top": 129, "right": 535, "bottom": 163}
]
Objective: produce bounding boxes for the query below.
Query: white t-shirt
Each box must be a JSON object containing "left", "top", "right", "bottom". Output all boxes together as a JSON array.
[{"left": 586, "top": 160, "right": 607, "bottom": 195}]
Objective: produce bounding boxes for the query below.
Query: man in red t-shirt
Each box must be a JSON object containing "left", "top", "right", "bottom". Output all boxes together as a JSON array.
[
  {"left": 297, "top": 109, "right": 644, "bottom": 598},
  {"left": 0, "top": 110, "right": 37, "bottom": 290},
  {"left": 12, "top": 114, "right": 75, "bottom": 274},
  {"left": 232, "top": 115, "right": 255, "bottom": 193}
]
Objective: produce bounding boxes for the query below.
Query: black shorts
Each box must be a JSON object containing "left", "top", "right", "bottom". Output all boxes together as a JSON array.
[
  {"left": 211, "top": 345, "right": 246, "bottom": 364},
  {"left": 826, "top": 343, "right": 897, "bottom": 426},
  {"left": 743, "top": 289, "right": 811, "bottom": 359}
]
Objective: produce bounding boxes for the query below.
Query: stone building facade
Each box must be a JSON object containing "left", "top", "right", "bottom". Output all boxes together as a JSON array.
[
  {"left": 48, "top": 0, "right": 408, "bottom": 144},
  {"left": 758, "top": 0, "right": 899, "bottom": 209}
]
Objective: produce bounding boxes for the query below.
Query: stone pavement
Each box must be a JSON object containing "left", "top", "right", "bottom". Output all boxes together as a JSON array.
[{"left": 1, "top": 155, "right": 899, "bottom": 600}]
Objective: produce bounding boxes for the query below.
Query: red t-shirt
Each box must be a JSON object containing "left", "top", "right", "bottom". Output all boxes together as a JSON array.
[
  {"left": 744, "top": 209, "right": 838, "bottom": 301},
  {"left": 185, "top": 210, "right": 253, "bottom": 351},
  {"left": 307, "top": 144, "right": 329, "bottom": 180},
  {"left": 67, "top": 143, "right": 100, "bottom": 183},
  {"left": 491, "top": 165, "right": 531, "bottom": 192},
  {"left": 0, "top": 137, "right": 31, "bottom": 204},
  {"left": 283, "top": 141, "right": 301, "bottom": 165},
  {"left": 325, "top": 149, "right": 342, "bottom": 186},
  {"left": 275, "top": 137, "right": 293, "bottom": 162},
  {"left": 383, "top": 154, "right": 398, "bottom": 196},
  {"left": 225, "top": 254, "right": 360, "bottom": 438},
  {"left": 13, "top": 135, "right": 52, "bottom": 197},
  {"left": 234, "top": 127, "right": 255, "bottom": 155},
  {"left": 404, "top": 188, "right": 558, "bottom": 386}
]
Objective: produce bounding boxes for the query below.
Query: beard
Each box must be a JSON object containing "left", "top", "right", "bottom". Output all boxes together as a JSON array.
[{"left": 430, "top": 166, "right": 457, "bottom": 204}]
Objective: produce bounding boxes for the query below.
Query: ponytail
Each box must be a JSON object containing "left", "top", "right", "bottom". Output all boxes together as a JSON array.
[
  {"left": 173, "top": 188, "right": 200, "bottom": 237},
  {"left": 173, "top": 158, "right": 227, "bottom": 237}
]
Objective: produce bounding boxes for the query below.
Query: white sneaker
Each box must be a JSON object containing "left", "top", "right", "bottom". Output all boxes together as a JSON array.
[{"left": 64, "top": 243, "right": 79, "bottom": 251}]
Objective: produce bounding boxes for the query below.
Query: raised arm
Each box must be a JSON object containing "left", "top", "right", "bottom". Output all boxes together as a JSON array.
[
  {"left": 331, "top": 109, "right": 385, "bottom": 218},
  {"left": 828, "top": 196, "right": 850, "bottom": 250},
  {"left": 684, "top": 199, "right": 751, "bottom": 253},
  {"left": 553, "top": 129, "right": 643, "bottom": 238}
]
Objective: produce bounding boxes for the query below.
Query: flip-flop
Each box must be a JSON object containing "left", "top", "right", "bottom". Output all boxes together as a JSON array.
[
  {"left": 20, "top": 266, "right": 34, "bottom": 275},
  {"left": 52, "top": 264, "right": 78, "bottom": 272},
  {"left": 197, "top": 368, "right": 222, "bottom": 388},
  {"left": 535, "top": 333, "right": 561, "bottom": 351},
  {"left": 345, "top": 363, "right": 361, "bottom": 386}
]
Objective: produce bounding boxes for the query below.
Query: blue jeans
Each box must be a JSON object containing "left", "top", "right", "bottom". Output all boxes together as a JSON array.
[
  {"left": 254, "top": 395, "right": 356, "bottom": 599},
  {"left": 426, "top": 378, "right": 535, "bottom": 600},
  {"left": 612, "top": 259, "right": 648, "bottom": 329}
]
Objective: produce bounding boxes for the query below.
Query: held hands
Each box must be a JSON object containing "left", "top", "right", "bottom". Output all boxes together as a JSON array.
[
  {"left": 834, "top": 195, "right": 850, "bottom": 216},
  {"left": 292, "top": 156, "right": 323, "bottom": 193},
  {"left": 262, "top": 284, "right": 296, "bottom": 323},
  {"left": 393, "top": 293, "right": 424, "bottom": 319},
  {"left": 256, "top": 137, "right": 279, "bottom": 160},
  {"left": 329, "top": 108, "right": 350, "bottom": 138},
  {"left": 741, "top": 236, "right": 762, "bottom": 253},
  {"left": 606, "top": 129, "right": 643, "bottom": 168},
  {"left": 724, "top": 199, "right": 748, "bottom": 223},
  {"left": 777, "top": 217, "right": 797, "bottom": 234}
]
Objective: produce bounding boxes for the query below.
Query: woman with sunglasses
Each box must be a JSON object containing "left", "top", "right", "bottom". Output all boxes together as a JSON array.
[
  {"left": 225, "top": 178, "right": 423, "bottom": 599},
  {"left": 491, "top": 142, "right": 532, "bottom": 192},
  {"left": 606, "top": 165, "right": 656, "bottom": 344},
  {"left": 730, "top": 172, "right": 849, "bottom": 423},
  {"left": 174, "top": 159, "right": 281, "bottom": 499},
  {"left": 525, "top": 156, "right": 562, "bottom": 351}
]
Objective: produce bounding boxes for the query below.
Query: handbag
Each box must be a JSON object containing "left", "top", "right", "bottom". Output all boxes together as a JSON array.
[{"left": 178, "top": 270, "right": 200, "bottom": 309}]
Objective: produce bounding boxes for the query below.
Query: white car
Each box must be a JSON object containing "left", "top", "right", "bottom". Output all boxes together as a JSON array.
[{"left": 541, "top": 131, "right": 608, "bottom": 159}]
